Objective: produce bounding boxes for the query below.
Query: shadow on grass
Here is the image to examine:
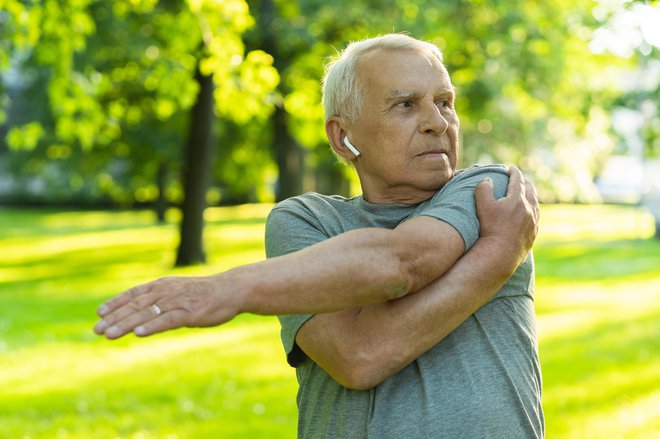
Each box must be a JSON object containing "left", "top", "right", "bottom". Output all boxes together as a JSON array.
[
  {"left": 0, "top": 208, "right": 161, "bottom": 237},
  {"left": 0, "top": 294, "right": 106, "bottom": 342},
  {"left": 1, "top": 238, "right": 263, "bottom": 283},
  {"left": 535, "top": 238, "right": 660, "bottom": 282},
  {"left": 0, "top": 207, "right": 268, "bottom": 239},
  {"left": 0, "top": 248, "right": 173, "bottom": 309}
]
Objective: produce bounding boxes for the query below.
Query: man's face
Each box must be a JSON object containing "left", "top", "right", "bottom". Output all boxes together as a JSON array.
[{"left": 348, "top": 48, "right": 460, "bottom": 204}]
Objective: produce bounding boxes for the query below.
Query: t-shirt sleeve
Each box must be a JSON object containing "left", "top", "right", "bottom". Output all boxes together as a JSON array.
[
  {"left": 412, "top": 164, "right": 509, "bottom": 251},
  {"left": 265, "top": 199, "right": 330, "bottom": 367}
]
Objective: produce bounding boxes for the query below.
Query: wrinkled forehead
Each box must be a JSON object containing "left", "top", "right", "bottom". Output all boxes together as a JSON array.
[
  {"left": 360, "top": 46, "right": 445, "bottom": 71},
  {"left": 358, "top": 47, "right": 451, "bottom": 95}
]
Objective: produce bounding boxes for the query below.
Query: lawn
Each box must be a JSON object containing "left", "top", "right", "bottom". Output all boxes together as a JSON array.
[{"left": 0, "top": 204, "right": 658, "bottom": 438}]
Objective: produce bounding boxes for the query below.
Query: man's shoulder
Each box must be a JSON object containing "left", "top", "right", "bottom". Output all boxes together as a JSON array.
[
  {"left": 453, "top": 164, "right": 508, "bottom": 182},
  {"left": 265, "top": 193, "right": 347, "bottom": 256},
  {"left": 441, "top": 164, "right": 509, "bottom": 196},
  {"left": 267, "top": 192, "right": 358, "bottom": 231},
  {"left": 272, "top": 192, "right": 354, "bottom": 212}
]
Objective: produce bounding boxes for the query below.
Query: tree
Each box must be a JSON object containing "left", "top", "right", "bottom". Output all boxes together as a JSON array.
[
  {"left": 0, "top": 0, "right": 279, "bottom": 264},
  {"left": 176, "top": 65, "right": 214, "bottom": 265},
  {"left": 3, "top": 0, "right": 651, "bottom": 249},
  {"left": 248, "top": 0, "right": 629, "bottom": 203},
  {"left": 590, "top": 0, "right": 660, "bottom": 237}
]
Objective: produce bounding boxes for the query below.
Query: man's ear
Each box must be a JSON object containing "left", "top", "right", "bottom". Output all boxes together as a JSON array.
[{"left": 326, "top": 116, "right": 359, "bottom": 161}]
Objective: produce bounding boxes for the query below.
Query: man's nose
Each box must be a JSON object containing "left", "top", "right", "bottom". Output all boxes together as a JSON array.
[{"left": 420, "top": 103, "right": 448, "bottom": 135}]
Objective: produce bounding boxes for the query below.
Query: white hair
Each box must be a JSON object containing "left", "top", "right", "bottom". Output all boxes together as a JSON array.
[{"left": 322, "top": 34, "right": 444, "bottom": 123}]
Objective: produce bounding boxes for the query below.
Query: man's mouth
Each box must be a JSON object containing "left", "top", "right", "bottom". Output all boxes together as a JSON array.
[{"left": 417, "top": 150, "right": 448, "bottom": 157}]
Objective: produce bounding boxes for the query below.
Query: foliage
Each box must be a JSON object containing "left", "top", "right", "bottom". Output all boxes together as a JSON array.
[
  {"left": 0, "top": 0, "right": 278, "bottom": 205},
  {"left": 249, "top": 0, "right": 641, "bottom": 201},
  {"left": 1, "top": 0, "right": 658, "bottom": 206},
  {"left": 0, "top": 204, "right": 659, "bottom": 437},
  {"left": 592, "top": 1, "right": 660, "bottom": 159}
]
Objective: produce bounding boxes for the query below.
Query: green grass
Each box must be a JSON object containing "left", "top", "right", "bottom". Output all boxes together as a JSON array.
[
  {"left": 0, "top": 205, "right": 297, "bottom": 439},
  {"left": 0, "top": 204, "right": 659, "bottom": 438},
  {"left": 534, "top": 205, "right": 660, "bottom": 438}
]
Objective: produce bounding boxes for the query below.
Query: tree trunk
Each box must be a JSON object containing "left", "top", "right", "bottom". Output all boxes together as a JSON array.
[
  {"left": 254, "top": 0, "right": 303, "bottom": 202},
  {"left": 175, "top": 67, "right": 215, "bottom": 266},
  {"left": 154, "top": 160, "right": 167, "bottom": 224},
  {"left": 315, "top": 159, "right": 351, "bottom": 197},
  {"left": 273, "top": 105, "right": 303, "bottom": 201}
]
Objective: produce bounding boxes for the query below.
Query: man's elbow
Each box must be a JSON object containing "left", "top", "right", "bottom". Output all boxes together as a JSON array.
[
  {"left": 331, "top": 365, "right": 382, "bottom": 391},
  {"left": 383, "top": 266, "right": 413, "bottom": 302},
  {"left": 377, "top": 245, "right": 419, "bottom": 302},
  {"left": 326, "top": 347, "right": 392, "bottom": 391}
]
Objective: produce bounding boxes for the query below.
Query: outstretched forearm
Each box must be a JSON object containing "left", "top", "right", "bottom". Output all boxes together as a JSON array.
[
  {"left": 219, "top": 227, "right": 412, "bottom": 315},
  {"left": 94, "top": 217, "right": 463, "bottom": 339},
  {"left": 234, "top": 216, "right": 462, "bottom": 316}
]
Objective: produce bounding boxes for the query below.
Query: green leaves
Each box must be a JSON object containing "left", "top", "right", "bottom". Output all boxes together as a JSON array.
[
  {"left": 2, "top": 0, "right": 278, "bottom": 150},
  {"left": 2, "top": 0, "right": 657, "bottom": 205},
  {"left": 214, "top": 50, "right": 279, "bottom": 123},
  {"left": 1, "top": 0, "right": 281, "bottom": 204},
  {"left": 6, "top": 121, "right": 44, "bottom": 151}
]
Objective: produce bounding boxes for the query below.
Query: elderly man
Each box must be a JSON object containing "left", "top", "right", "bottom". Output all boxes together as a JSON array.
[{"left": 95, "top": 34, "right": 542, "bottom": 438}]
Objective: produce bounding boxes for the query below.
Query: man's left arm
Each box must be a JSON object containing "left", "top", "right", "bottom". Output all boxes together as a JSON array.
[{"left": 94, "top": 168, "right": 534, "bottom": 342}]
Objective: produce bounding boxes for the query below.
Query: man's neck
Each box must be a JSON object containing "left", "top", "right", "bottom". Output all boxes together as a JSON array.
[{"left": 361, "top": 185, "right": 437, "bottom": 205}]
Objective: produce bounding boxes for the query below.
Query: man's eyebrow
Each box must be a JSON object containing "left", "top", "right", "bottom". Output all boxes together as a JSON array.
[
  {"left": 385, "top": 87, "right": 456, "bottom": 104},
  {"left": 437, "top": 86, "right": 456, "bottom": 97},
  {"left": 385, "top": 90, "right": 420, "bottom": 103}
]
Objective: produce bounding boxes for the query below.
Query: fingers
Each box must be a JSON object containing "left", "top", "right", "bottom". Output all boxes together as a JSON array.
[
  {"left": 94, "top": 278, "right": 189, "bottom": 339},
  {"left": 508, "top": 166, "right": 540, "bottom": 227},
  {"left": 94, "top": 302, "right": 157, "bottom": 339},
  {"left": 134, "top": 310, "right": 188, "bottom": 337},
  {"left": 523, "top": 177, "right": 541, "bottom": 233},
  {"left": 94, "top": 274, "right": 241, "bottom": 341},
  {"left": 476, "top": 165, "right": 523, "bottom": 209},
  {"left": 94, "top": 292, "right": 164, "bottom": 339},
  {"left": 93, "top": 276, "right": 220, "bottom": 340},
  {"left": 97, "top": 284, "right": 149, "bottom": 318},
  {"left": 505, "top": 166, "right": 525, "bottom": 200},
  {"left": 524, "top": 177, "right": 538, "bottom": 207},
  {"left": 475, "top": 177, "right": 495, "bottom": 206}
]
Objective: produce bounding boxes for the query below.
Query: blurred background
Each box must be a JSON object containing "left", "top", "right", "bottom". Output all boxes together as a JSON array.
[{"left": 0, "top": 0, "right": 659, "bottom": 438}]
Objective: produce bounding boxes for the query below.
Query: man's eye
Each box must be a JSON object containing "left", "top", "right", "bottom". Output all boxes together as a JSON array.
[
  {"left": 437, "top": 100, "right": 451, "bottom": 109},
  {"left": 397, "top": 101, "right": 412, "bottom": 108}
]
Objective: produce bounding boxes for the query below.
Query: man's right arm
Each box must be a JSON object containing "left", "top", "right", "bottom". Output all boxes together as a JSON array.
[
  {"left": 295, "top": 237, "right": 531, "bottom": 390},
  {"left": 294, "top": 174, "right": 539, "bottom": 389}
]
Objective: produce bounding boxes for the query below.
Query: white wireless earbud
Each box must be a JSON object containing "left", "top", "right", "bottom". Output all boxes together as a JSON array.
[{"left": 343, "top": 137, "right": 361, "bottom": 157}]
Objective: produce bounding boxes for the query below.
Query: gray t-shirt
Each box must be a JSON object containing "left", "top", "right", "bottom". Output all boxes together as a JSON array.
[{"left": 265, "top": 164, "right": 544, "bottom": 438}]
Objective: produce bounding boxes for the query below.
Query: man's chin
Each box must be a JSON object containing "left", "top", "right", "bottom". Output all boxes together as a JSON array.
[
  {"left": 424, "top": 173, "right": 453, "bottom": 192},
  {"left": 438, "top": 168, "right": 454, "bottom": 182}
]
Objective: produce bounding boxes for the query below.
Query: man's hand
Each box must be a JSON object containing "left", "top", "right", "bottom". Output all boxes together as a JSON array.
[
  {"left": 475, "top": 166, "right": 540, "bottom": 268},
  {"left": 93, "top": 275, "right": 241, "bottom": 339}
]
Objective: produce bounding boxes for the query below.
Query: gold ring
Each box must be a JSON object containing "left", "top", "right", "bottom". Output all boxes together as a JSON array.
[{"left": 151, "top": 304, "right": 162, "bottom": 315}]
